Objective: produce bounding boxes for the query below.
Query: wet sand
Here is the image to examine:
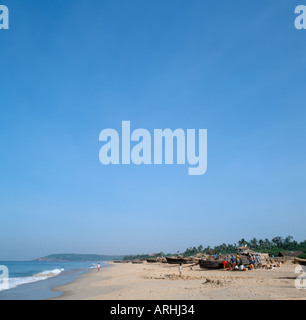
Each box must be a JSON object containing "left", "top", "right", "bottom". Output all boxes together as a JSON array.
[{"left": 51, "top": 261, "right": 306, "bottom": 300}]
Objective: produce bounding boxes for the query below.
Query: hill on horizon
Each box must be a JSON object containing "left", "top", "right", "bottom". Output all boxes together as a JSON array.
[{"left": 34, "top": 253, "right": 124, "bottom": 262}]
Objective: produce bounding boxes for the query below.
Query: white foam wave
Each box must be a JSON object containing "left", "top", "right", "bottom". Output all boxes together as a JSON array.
[
  {"left": 0, "top": 268, "right": 65, "bottom": 292},
  {"left": 36, "top": 268, "right": 64, "bottom": 277}
]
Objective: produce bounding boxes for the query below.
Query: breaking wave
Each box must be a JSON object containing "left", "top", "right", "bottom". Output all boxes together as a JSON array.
[{"left": 0, "top": 268, "right": 64, "bottom": 292}]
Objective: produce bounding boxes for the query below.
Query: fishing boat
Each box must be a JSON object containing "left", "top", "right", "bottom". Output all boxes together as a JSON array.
[
  {"left": 199, "top": 259, "right": 224, "bottom": 269},
  {"left": 132, "top": 260, "right": 143, "bottom": 264},
  {"left": 295, "top": 258, "right": 306, "bottom": 266},
  {"left": 166, "top": 257, "right": 193, "bottom": 264},
  {"left": 146, "top": 258, "right": 158, "bottom": 263}
]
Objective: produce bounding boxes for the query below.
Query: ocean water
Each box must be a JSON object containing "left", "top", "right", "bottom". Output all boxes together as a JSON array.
[{"left": 0, "top": 261, "right": 108, "bottom": 300}]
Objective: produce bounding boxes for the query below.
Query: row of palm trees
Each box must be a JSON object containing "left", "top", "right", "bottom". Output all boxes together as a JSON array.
[
  {"left": 183, "top": 236, "right": 305, "bottom": 256},
  {"left": 123, "top": 236, "right": 305, "bottom": 260}
]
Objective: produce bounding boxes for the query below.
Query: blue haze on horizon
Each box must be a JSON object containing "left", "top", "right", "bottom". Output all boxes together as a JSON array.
[{"left": 0, "top": 0, "right": 305, "bottom": 260}]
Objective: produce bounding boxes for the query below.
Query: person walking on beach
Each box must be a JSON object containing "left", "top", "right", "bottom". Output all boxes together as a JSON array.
[
  {"left": 97, "top": 263, "right": 100, "bottom": 272},
  {"left": 179, "top": 263, "right": 182, "bottom": 277}
]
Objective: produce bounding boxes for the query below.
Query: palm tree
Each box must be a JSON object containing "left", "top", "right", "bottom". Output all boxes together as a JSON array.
[
  {"left": 258, "top": 239, "right": 264, "bottom": 250},
  {"left": 264, "top": 238, "right": 271, "bottom": 249},
  {"left": 250, "top": 238, "right": 258, "bottom": 249},
  {"left": 227, "top": 244, "right": 235, "bottom": 252},
  {"left": 284, "top": 236, "right": 293, "bottom": 249},
  {"left": 221, "top": 243, "right": 227, "bottom": 252},
  {"left": 272, "top": 236, "right": 283, "bottom": 248},
  {"left": 238, "top": 238, "right": 246, "bottom": 247}
]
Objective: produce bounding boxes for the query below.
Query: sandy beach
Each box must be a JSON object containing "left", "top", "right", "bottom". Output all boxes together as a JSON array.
[{"left": 51, "top": 260, "right": 306, "bottom": 300}]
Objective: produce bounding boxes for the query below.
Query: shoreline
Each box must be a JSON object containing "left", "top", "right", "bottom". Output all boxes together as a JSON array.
[
  {"left": 50, "top": 260, "right": 306, "bottom": 300},
  {"left": 50, "top": 263, "right": 121, "bottom": 300},
  {"left": 49, "top": 261, "right": 114, "bottom": 300},
  {"left": 0, "top": 261, "right": 100, "bottom": 300}
]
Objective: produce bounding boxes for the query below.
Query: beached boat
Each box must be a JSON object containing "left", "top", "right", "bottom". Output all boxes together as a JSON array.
[
  {"left": 166, "top": 257, "right": 193, "bottom": 264},
  {"left": 132, "top": 260, "right": 143, "bottom": 264},
  {"left": 146, "top": 258, "right": 158, "bottom": 263},
  {"left": 239, "top": 256, "right": 252, "bottom": 265},
  {"left": 199, "top": 260, "right": 224, "bottom": 269},
  {"left": 295, "top": 258, "right": 306, "bottom": 266},
  {"left": 113, "top": 260, "right": 124, "bottom": 263}
]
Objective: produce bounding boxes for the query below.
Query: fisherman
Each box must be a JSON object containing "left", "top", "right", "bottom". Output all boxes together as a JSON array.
[
  {"left": 236, "top": 253, "right": 240, "bottom": 265},
  {"left": 229, "top": 255, "right": 236, "bottom": 270}
]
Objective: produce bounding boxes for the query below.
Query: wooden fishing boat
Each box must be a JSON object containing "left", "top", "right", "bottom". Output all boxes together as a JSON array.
[
  {"left": 295, "top": 258, "right": 306, "bottom": 266},
  {"left": 132, "top": 260, "right": 143, "bottom": 264},
  {"left": 113, "top": 260, "right": 124, "bottom": 263},
  {"left": 146, "top": 258, "right": 158, "bottom": 263},
  {"left": 239, "top": 256, "right": 252, "bottom": 265},
  {"left": 166, "top": 257, "right": 193, "bottom": 264},
  {"left": 199, "top": 259, "right": 224, "bottom": 269}
]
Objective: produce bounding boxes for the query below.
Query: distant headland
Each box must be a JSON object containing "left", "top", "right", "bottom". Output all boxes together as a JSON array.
[{"left": 34, "top": 253, "right": 124, "bottom": 262}]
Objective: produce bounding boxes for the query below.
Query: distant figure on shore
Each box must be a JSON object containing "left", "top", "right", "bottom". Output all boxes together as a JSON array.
[
  {"left": 97, "top": 263, "right": 100, "bottom": 272},
  {"left": 179, "top": 263, "right": 182, "bottom": 277}
]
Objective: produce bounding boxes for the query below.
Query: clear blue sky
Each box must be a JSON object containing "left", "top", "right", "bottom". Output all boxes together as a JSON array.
[{"left": 0, "top": 0, "right": 305, "bottom": 260}]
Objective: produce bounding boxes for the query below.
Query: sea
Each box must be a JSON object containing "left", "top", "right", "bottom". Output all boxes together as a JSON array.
[{"left": 0, "top": 260, "right": 108, "bottom": 300}]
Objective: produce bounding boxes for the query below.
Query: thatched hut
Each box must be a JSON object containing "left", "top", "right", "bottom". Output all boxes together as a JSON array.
[{"left": 278, "top": 251, "right": 303, "bottom": 258}]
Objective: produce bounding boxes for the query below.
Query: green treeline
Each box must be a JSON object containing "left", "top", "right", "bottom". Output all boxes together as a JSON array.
[{"left": 123, "top": 236, "right": 306, "bottom": 261}]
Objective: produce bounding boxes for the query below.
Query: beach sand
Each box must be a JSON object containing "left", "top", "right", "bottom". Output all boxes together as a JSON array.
[{"left": 51, "top": 261, "right": 306, "bottom": 300}]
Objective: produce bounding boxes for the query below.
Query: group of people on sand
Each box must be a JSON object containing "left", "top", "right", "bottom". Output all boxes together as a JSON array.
[{"left": 222, "top": 253, "right": 261, "bottom": 271}]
